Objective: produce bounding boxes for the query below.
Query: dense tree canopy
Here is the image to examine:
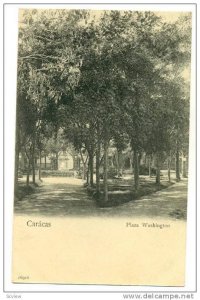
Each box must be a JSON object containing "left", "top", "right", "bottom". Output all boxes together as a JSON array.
[{"left": 16, "top": 9, "right": 191, "bottom": 200}]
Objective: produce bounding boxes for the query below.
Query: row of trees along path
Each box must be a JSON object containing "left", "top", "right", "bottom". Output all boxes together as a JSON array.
[{"left": 16, "top": 10, "right": 191, "bottom": 203}]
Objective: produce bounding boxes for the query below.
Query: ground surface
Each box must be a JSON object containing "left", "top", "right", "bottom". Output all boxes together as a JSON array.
[{"left": 15, "top": 175, "right": 188, "bottom": 220}]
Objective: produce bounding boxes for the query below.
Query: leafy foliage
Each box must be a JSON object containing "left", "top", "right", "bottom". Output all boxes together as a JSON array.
[{"left": 16, "top": 9, "right": 191, "bottom": 194}]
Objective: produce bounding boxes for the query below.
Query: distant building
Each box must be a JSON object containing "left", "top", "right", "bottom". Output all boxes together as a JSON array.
[
  {"left": 57, "top": 151, "right": 74, "bottom": 171},
  {"left": 18, "top": 144, "right": 188, "bottom": 178}
]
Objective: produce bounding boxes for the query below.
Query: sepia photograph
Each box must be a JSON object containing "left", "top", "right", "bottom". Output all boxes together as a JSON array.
[{"left": 12, "top": 7, "right": 193, "bottom": 286}]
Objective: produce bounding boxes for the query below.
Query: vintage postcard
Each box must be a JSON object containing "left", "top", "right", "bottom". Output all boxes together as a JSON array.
[{"left": 12, "top": 7, "right": 193, "bottom": 286}]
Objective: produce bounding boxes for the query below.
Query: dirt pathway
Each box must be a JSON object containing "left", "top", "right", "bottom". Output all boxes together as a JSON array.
[
  {"left": 110, "top": 179, "right": 188, "bottom": 219},
  {"left": 15, "top": 177, "right": 188, "bottom": 219}
]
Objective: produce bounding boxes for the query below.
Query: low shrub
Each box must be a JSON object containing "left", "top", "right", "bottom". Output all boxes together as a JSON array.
[
  {"left": 15, "top": 185, "right": 36, "bottom": 201},
  {"left": 96, "top": 182, "right": 173, "bottom": 208},
  {"left": 100, "top": 168, "right": 118, "bottom": 179},
  {"left": 139, "top": 165, "right": 156, "bottom": 175},
  {"left": 41, "top": 170, "right": 75, "bottom": 177},
  {"left": 96, "top": 191, "right": 133, "bottom": 207}
]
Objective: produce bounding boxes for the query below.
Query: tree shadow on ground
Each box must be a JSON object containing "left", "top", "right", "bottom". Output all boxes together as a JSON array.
[{"left": 14, "top": 177, "right": 188, "bottom": 220}]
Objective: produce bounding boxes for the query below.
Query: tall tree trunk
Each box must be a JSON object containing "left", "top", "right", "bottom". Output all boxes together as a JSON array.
[
  {"left": 80, "top": 151, "right": 87, "bottom": 180},
  {"left": 39, "top": 151, "right": 42, "bottom": 181},
  {"left": 96, "top": 138, "right": 101, "bottom": 193},
  {"left": 24, "top": 147, "right": 30, "bottom": 186},
  {"left": 44, "top": 155, "right": 47, "bottom": 169},
  {"left": 182, "top": 157, "right": 187, "bottom": 178},
  {"left": 32, "top": 157, "right": 35, "bottom": 184},
  {"left": 133, "top": 74, "right": 140, "bottom": 192},
  {"left": 138, "top": 152, "right": 142, "bottom": 171},
  {"left": 54, "top": 126, "right": 59, "bottom": 170},
  {"left": 82, "top": 162, "right": 86, "bottom": 180},
  {"left": 176, "top": 144, "right": 181, "bottom": 181},
  {"left": 148, "top": 155, "right": 151, "bottom": 178},
  {"left": 82, "top": 163, "right": 86, "bottom": 180},
  {"left": 88, "top": 152, "right": 94, "bottom": 187},
  {"left": 32, "top": 140, "right": 35, "bottom": 184},
  {"left": 115, "top": 150, "right": 119, "bottom": 176},
  {"left": 133, "top": 148, "right": 139, "bottom": 192},
  {"left": 118, "top": 149, "right": 123, "bottom": 176},
  {"left": 168, "top": 153, "right": 171, "bottom": 182},
  {"left": 26, "top": 160, "right": 30, "bottom": 186},
  {"left": 86, "top": 161, "right": 89, "bottom": 184},
  {"left": 130, "top": 154, "right": 133, "bottom": 172},
  {"left": 55, "top": 152, "right": 59, "bottom": 170},
  {"left": 156, "top": 152, "right": 161, "bottom": 184},
  {"left": 103, "top": 138, "right": 109, "bottom": 202}
]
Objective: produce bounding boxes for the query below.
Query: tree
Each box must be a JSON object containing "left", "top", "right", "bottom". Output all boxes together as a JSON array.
[
  {"left": 15, "top": 9, "right": 191, "bottom": 202},
  {"left": 15, "top": 9, "right": 89, "bottom": 187}
]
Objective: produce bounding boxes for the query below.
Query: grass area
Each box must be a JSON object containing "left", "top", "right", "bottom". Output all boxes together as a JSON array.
[
  {"left": 87, "top": 177, "right": 174, "bottom": 208},
  {"left": 14, "top": 182, "right": 41, "bottom": 202},
  {"left": 15, "top": 175, "right": 174, "bottom": 210}
]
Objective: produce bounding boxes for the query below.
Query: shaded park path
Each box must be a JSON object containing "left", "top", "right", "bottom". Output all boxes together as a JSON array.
[{"left": 15, "top": 177, "right": 188, "bottom": 220}]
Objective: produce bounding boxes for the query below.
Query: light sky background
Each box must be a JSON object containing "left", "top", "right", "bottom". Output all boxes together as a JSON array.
[{"left": 19, "top": 9, "right": 190, "bottom": 23}]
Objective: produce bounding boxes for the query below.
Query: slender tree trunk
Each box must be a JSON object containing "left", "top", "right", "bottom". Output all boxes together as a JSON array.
[
  {"left": 103, "top": 138, "right": 109, "bottom": 202},
  {"left": 89, "top": 152, "right": 94, "bottom": 187},
  {"left": 156, "top": 152, "right": 161, "bottom": 184},
  {"left": 55, "top": 152, "right": 59, "bottom": 170},
  {"left": 21, "top": 151, "right": 25, "bottom": 170},
  {"left": 86, "top": 161, "right": 89, "bottom": 184},
  {"left": 182, "top": 157, "right": 187, "bottom": 178},
  {"left": 118, "top": 149, "right": 123, "bottom": 176},
  {"left": 83, "top": 162, "right": 87, "bottom": 180},
  {"left": 148, "top": 155, "right": 151, "bottom": 178},
  {"left": 176, "top": 144, "right": 181, "bottom": 181},
  {"left": 44, "top": 155, "right": 47, "bottom": 169},
  {"left": 26, "top": 160, "right": 30, "bottom": 186},
  {"left": 138, "top": 152, "right": 142, "bottom": 171},
  {"left": 54, "top": 126, "right": 59, "bottom": 170},
  {"left": 99, "top": 155, "right": 104, "bottom": 167},
  {"left": 82, "top": 163, "right": 86, "bottom": 180},
  {"left": 115, "top": 150, "right": 119, "bottom": 176},
  {"left": 168, "top": 153, "right": 171, "bottom": 182},
  {"left": 130, "top": 154, "right": 133, "bottom": 172},
  {"left": 31, "top": 140, "right": 35, "bottom": 184},
  {"left": 24, "top": 146, "right": 30, "bottom": 186},
  {"left": 133, "top": 75, "right": 140, "bottom": 192},
  {"left": 80, "top": 151, "right": 87, "bottom": 180},
  {"left": 96, "top": 138, "right": 101, "bottom": 193},
  {"left": 32, "top": 157, "right": 35, "bottom": 184},
  {"left": 39, "top": 151, "right": 42, "bottom": 181},
  {"left": 133, "top": 148, "right": 139, "bottom": 192}
]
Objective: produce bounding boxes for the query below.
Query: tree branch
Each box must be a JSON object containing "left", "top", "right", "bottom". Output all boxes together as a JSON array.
[{"left": 19, "top": 54, "right": 60, "bottom": 61}]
